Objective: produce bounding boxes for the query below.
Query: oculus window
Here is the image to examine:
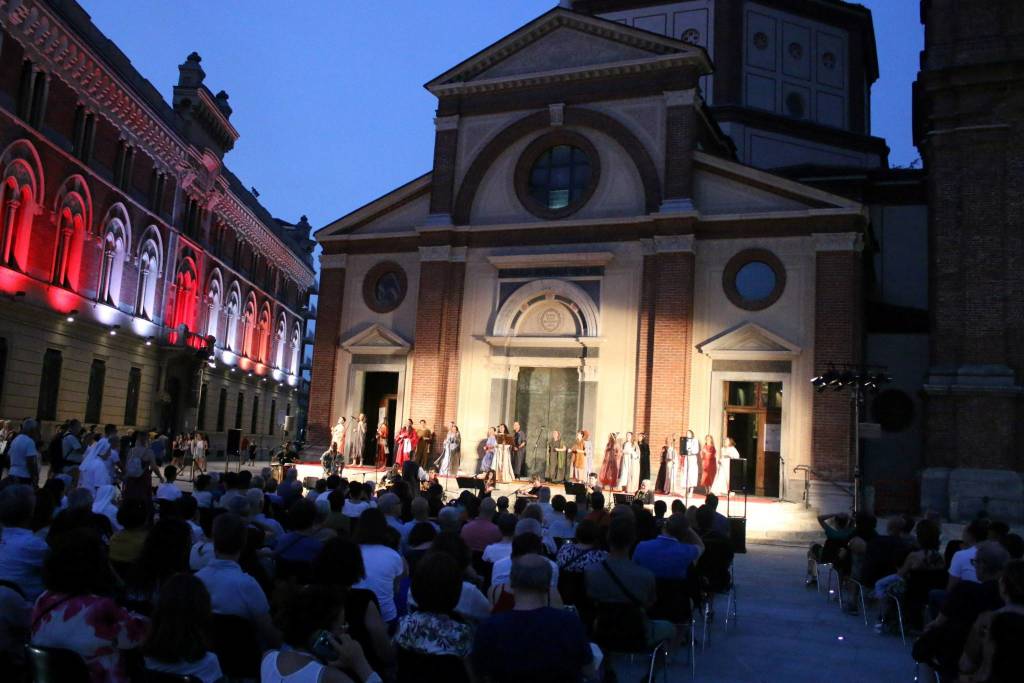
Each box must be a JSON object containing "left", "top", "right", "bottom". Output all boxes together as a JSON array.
[
  {"left": 723, "top": 250, "right": 786, "bottom": 311},
  {"left": 515, "top": 131, "right": 600, "bottom": 220}
]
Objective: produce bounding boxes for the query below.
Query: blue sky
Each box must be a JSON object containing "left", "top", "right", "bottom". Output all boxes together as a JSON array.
[{"left": 79, "top": 0, "right": 923, "bottom": 234}]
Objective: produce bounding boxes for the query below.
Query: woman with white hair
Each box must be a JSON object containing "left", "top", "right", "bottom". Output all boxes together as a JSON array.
[{"left": 92, "top": 484, "right": 122, "bottom": 531}]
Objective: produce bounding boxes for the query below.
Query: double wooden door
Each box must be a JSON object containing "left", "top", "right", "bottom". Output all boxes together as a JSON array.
[
  {"left": 723, "top": 381, "right": 782, "bottom": 497},
  {"left": 514, "top": 367, "right": 580, "bottom": 476}
]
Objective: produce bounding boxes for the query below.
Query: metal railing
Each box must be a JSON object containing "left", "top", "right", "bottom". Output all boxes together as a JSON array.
[{"left": 793, "top": 464, "right": 854, "bottom": 510}]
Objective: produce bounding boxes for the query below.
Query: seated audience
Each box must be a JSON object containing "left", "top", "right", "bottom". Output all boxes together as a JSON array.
[
  {"left": 695, "top": 505, "right": 735, "bottom": 594},
  {"left": 948, "top": 519, "right": 989, "bottom": 590},
  {"left": 0, "top": 484, "right": 48, "bottom": 601},
  {"left": 460, "top": 497, "right": 501, "bottom": 553},
  {"left": 156, "top": 465, "right": 183, "bottom": 501},
  {"left": 395, "top": 552, "right": 473, "bottom": 660},
  {"left": 547, "top": 495, "right": 575, "bottom": 541},
  {"left": 343, "top": 482, "right": 371, "bottom": 519},
  {"left": 353, "top": 508, "right": 407, "bottom": 626},
  {"left": 958, "top": 559, "right": 1024, "bottom": 681},
  {"left": 633, "top": 512, "right": 705, "bottom": 580},
  {"left": 31, "top": 529, "right": 147, "bottom": 683},
  {"left": 108, "top": 497, "right": 150, "bottom": 567},
  {"left": 142, "top": 573, "right": 223, "bottom": 683},
  {"left": 92, "top": 483, "right": 123, "bottom": 531},
  {"left": 473, "top": 555, "right": 596, "bottom": 682},
  {"left": 482, "top": 513, "right": 516, "bottom": 564},
  {"left": 412, "top": 532, "right": 490, "bottom": 623},
  {"left": 556, "top": 519, "right": 607, "bottom": 573},
  {"left": 124, "top": 518, "right": 192, "bottom": 613},
  {"left": 274, "top": 498, "right": 327, "bottom": 565},
  {"left": 490, "top": 520, "right": 559, "bottom": 589}
]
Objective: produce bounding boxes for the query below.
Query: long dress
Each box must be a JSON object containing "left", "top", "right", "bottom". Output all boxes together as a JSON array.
[
  {"left": 395, "top": 427, "right": 416, "bottom": 466},
  {"left": 375, "top": 424, "right": 389, "bottom": 468},
  {"left": 684, "top": 437, "right": 700, "bottom": 491},
  {"left": 656, "top": 446, "right": 677, "bottom": 495},
  {"left": 699, "top": 444, "right": 717, "bottom": 489},
  {"left": 480, "top": 435, "right": 496, "bottom": 472},
  {"left": 414, "top": 429, "right": 432, "bottom": 468},
  {"left": 584, "top": 439, "right": 594, "bottom": 478},
  {"left": 494, "top": 435, "right": 515, "bottom": 483},
  {"left": 619, "top": 441, "right": 640, "bottom": 492},
  {"left": 638, "top": 441, "right": 651, "bottom": 484},
  {"left": 546, "top": 439, "right": 566, "bottom": 482},
  {"left": 437, "top": 432, "right": 461, "bottom": 476},
  {"left": 351, "top": 420, "right": 367, "bottom": 466},
  {"left": 715, "top": 445, "right": 740, "bottom": 495},
  {"left": 599, "top": 442, "right": 619, "bottom": 487},
  {"left": 571, "top": 438, "right": 586, "bottom": 481},
  {"left": 331, "top": 421, "right": 346, "bottom": 452}
]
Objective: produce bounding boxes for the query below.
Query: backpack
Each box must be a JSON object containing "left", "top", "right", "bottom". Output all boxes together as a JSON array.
[{"left": 125, "top": 449, "right": 144, "bottom": 478}]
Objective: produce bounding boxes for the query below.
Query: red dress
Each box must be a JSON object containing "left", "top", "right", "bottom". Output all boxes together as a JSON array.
[
  {"left": 599, "top": 442, "right": 621, "bottom": 487},
  {"left": 699, "top": 445, "right": 717, "bottom": 488}
]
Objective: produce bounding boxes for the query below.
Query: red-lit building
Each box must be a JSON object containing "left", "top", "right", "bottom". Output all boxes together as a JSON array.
[{"left": 0, "top": 0, "right": 315, "bottom": 452}]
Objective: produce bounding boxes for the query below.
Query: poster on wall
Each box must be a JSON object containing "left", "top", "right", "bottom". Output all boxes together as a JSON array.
[{"left": 764, "top": 424, "right": 781, "bottom": 452}]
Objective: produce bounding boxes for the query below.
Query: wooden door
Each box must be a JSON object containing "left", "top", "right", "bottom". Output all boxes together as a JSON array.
[{"left": 515, "top": 367, "right": 580, "bottom": 476}]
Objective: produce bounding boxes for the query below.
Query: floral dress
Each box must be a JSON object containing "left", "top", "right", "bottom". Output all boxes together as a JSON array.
[
  {"left": 394, "top": 611, "right": 472, "bottom": 657},
  {"left": 31, "top": 592, "right": 148, "bottom": 683}
]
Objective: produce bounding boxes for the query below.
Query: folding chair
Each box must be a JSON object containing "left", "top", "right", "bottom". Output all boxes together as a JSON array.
[
  {"left": 701, "top": 561, "right": 737, "bottom": 651},
  {"left": 846, "top": 578, "right": 869, "bottom": 625}
]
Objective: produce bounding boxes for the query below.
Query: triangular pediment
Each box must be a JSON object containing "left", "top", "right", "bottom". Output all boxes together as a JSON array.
[
  {"left": 426, "top": 8, "right": 710, "bottom": 94},
  {"left": 697, "top": 323, "right": 801, "bottom": 360},
  {"left": 341, "top": 324, "right": 411, "bottom": 355},
  {"left": 317, "top": 173, "right": 431, "bottom": 240}
]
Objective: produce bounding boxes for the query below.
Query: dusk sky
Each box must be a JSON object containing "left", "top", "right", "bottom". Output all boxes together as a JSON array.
[{"left": 79, "top": 0, "right": 923, "bottom": 237}]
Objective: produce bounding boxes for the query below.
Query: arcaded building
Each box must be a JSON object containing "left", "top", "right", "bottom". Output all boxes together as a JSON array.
[
  {"left": 310, "top": 1, "right": 895, "bottom": 508},
  {"left": 0, "top": 0, "right": 315, "bottom": 454}
]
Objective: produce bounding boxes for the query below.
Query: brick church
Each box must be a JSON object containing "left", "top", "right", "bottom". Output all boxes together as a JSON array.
[{"left": 310, "top": 0, "right": 1024, "bottom": 518}]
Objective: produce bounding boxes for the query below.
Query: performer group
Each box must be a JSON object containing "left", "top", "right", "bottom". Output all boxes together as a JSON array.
[{"left": 321, "top": 414, "right": 742, "bottom": 498}]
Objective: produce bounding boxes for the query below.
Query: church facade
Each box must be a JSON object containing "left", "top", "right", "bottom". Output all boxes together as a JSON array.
[{"left": 312, "top": 3, "right": 877, "bottom": 507}]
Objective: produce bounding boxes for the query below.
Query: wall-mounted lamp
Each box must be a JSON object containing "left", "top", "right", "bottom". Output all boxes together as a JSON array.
[
  {"left": 109, "top": 324, "right": 120, "bottom": 336},
  {"left": 66, "top": 309, "right": 79, "bottom": 323}
]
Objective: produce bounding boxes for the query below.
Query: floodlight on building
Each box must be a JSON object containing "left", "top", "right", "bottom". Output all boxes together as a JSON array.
[
  {"left": 109, "top": 324, "right": 120, "bottom": 336},
  {"left": 66, "top": 309, "right": 79, "bottom": 323}
]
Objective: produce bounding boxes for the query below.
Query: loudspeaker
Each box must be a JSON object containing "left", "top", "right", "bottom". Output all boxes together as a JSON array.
[
  {"left": 728, "top": 516, "right": 747, "bottom": 554},
  {"left": 283, "top": 416, "right": 295, "bottom": 433},
  {"left": 226, "top": 428, "right": 242, "bottom": 456},
  {"left": 729, "top": 458, "right": 748, "bottom": 494}
]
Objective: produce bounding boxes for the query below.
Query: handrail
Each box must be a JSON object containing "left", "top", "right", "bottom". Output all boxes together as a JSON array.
[{"left": 793, "top": 464, "right": 854, "bottom": 510}]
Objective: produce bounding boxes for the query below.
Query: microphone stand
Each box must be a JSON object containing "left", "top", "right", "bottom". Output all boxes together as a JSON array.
[{"left": 533, "top": 426, "right": 546, "bottom": 480}]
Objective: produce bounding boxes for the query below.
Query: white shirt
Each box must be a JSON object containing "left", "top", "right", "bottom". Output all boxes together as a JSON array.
[
  {"left": 156, "top": 482, "right": 183, "bottom": 501},
  {"left": 343, "top": 500, "right": 370, "bottom": 518},
  {"left": 407, "top": 581, "right": 491, "bottom": 623},
  {"left": 77, "top": 453, "right": 111, "bottom": 495},
  {"left": 482, "top": 540, "right": 513, "bottom": 564},
  {"left": 353, "top": 544, "right": 404, "bottom": 622},
  {"left": 144, "top": 652, "right": 222, "bottom": 683},
  {"left": 547, "top": 512, "right": 575, "bottom": 540},
  {"left": 196, "top": 558, "right": 270, "bottom": 620},
  {"left": 490, "top": 556, "right": 559, "bottom": 589},
  {"left": 194, "top": 491, "right": 214, "bottom": 509},
  {"left": 949, "top": 545, "right": 979, "bottom": 583},
  {"left": 7, "top": 434, "right": 38, "bottom": 479}
]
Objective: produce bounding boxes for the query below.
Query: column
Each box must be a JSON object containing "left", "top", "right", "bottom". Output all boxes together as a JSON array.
[
  {"left": 661, "top": 90, "right": 698, "bottom": 213},
  {"left": 307, "top": 253, "right": 347, "bottom": 450},
  {"left": 634, "top": 236, "right": 696, "bottom": 477},
  {"left": 409, "top": 246, "right": 466, "bottom": 433},
  {"left": 810, "top": 233, "right": 863, "bottom": 483}
]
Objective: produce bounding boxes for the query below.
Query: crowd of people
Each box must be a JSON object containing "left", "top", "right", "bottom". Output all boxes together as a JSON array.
[
  {"left": 0, "top": 416, "right": 739, "bottom": 683},
  {"left": 807, "top": 510, "right": 1024, "bottom": 682},
  {"left": 324, "top": 416, "right": 743, "bottom": 499}
]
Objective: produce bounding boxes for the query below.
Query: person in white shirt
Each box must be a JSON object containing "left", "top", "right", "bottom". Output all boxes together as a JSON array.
[
  {"left": 78, "top": 435, "right": 114, "bottom": 496},
  {"left": 546, "top": 495, "right": 576, "bottom": 541},
  {"left": 948, "top": 519, "right": 988, "bottom": 589},
  {"left": 5, "top": 419, "right": 41, "bottom": 485},
  {"left": 60, "top": 420, "right": 85, "bottom": 472},
  {"left": 536, "top": 486, "right": 554, "bottom": 522},
  {"left": 482, "top": 513, "right": 516, "bottom": 564},
  {"left": 352, "top": 509, "right": 407, "bottom": 624},
  {"left": 156, "top": 465, "right": 184, "bottom": 502},
  {"left": 195, "top": 513, "right": 281, "bottom": 647},
  {"left": 490, "top": 522, "right": 559, "bottom": 589},
  {"left": 342, "top": 482, "right": 371, "bottom": 519}
]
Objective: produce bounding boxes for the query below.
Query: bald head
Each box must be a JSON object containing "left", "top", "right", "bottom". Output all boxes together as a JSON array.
[{"left": 510, "top": 553, "right": 551, "bottom": 593}]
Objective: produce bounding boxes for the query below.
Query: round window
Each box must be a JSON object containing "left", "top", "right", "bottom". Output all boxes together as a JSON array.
[
  {"left": 723, "top": 250, "right": 786, "bottom": 311},
  {"left": 362, "top": 262, "right": 408, "bottom": 314},
  {"left": 515, "top": 131, "right": 601, "bottom": 219}
]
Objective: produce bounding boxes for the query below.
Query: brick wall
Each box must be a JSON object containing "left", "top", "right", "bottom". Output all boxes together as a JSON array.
[
  {"left": 306, "top": 266, "right": 345, "bottom": 449},
  {"left": 664, "top": 104, "right": 695, "bottom": 201},
  {"left": 634, "top": 250, "right": 695, "bottom": 475},
  {"left": 409, "top": 260, "right": 465, "bottom": 435},
  {"left": 811, "top": 250, "right": 862, "bottom": 480}
]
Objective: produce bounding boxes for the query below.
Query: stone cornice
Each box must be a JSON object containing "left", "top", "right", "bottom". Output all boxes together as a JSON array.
[
  {"left": 0, "top": 0, "right": 313, "bottom": 289},
  {"left": 812, "top": 232, "right": 864, "bottom": 253}
]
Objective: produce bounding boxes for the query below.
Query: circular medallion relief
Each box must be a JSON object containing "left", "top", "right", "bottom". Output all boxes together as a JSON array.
[
  {"left": 753, "top": 32, "right": 769, "bottom": 50},
  {"left": 822, "top": 52, "right": 837, "bottom": 70},
  {"left": 514, "top": 130, "right": 601, "bottom": 220},
  {"left": 789, "top": 42, "right": 804, "bottom": 60},
  {"left": 362, "top": 262, "right": 408, "bottom": 314},
  {"left": 539, "top": 308, "right": 563, "bottom": 332},
  {"left": 723, "top": 249, "right": 786, "bottom": 311},
  {"left": 681, "top": 28, "right": 701, "bottom": 45}
]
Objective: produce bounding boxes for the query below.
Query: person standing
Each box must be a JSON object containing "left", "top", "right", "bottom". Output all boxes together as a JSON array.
[
  {"left": 494, "top": 423, "right": 515, "bottom": 483},
  {"left": 512, "top": 421, "right": 527, "bottom": 479},
  {"left": 123, "top": 431, "right": 163, "bottom": 500},
  {"left": 6, "top": 419, "right": 41, "bottom": 486},
  {"left": 351, "top": 414, "right": 367, "bottom": 466},
  {"left": 618, "top": 431, "right": 640, "bottom": 493},
  {"left": 657, "top": 435, "right": 678, "bottom": 495},
  {"left": 546, "top": 430, "right": 566, "bottom": 482},
  {"left": 481, "top": 427, "right": 497, "bottom": 473},
  {"left": 331, "top": 416, "right": 346, "bottom": 457},
  {"left": 375, "top": 419, "right": 390, "bottom": 468},
  {"left": 716, "top": 436, "right": 740, "bottom": 495},
  {"left": 599, "top": 432, "right": 620, "bottom": 488},
  {"left": 414, "top": 419, "right": 433, "bottom": 469},
  {"left": 583, "top": 430, "right": 594, "bottom": 479},
  {"left": 637, "top": 432, "right": 651, "bottom": 484},
  {"left": 395, "top": 419, "right": 416, "bottom": 467},
  {"left": 683, "top": 429, "right": 700, "bottom": 493},
  {"left": 699, "top": 435, "right": 717, "bottom": 491},
  {"left": 570, "top": 430, "right": 586, "bottom": 482},
  {"left": 193, "top": 432, "right": 207, "bottom": 474},
  {"left": 437, "top": 422, "right": 461, "bottom": 476},
  {"left": 61, "top": 419, "right": 84, "bottom": 474}
]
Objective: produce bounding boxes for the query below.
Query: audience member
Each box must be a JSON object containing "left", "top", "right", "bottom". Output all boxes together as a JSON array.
[
  {"left": 353, "top": 508, "right": 407, "bottom": 626},
  {"left": 461, "top": 497, "right": 501, "bottom": 553},
  {"left": 482, "top": 512, "right": 516, "bottom": 564},
  {"left": 0, "top": 484, "right": 48, "bottom": 600},
  {"left": 395, "top": 552, "right": 473, "bottom": 661},
  {"left": 633, "top": 512, "right": 705, "bottom": 580},
  {"left": 556, "top": 518, "right": 607, "bottom": 573},
  {"left": 142, "top": 573, "right": 223, "bottom": 682}
]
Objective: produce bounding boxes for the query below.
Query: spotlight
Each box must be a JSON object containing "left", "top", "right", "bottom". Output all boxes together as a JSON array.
[
  {"left": 109, "top": 324, "right": 120, "bottom": 336},
  {"left": 248, "top": 372, "right": 253, "bottom": 378},
  {"left": 66, "top": 309, "right": 79, "bottom": 323},
  {"left": 230, "top": 367, "right": 236, "bottom": 372},
  {"left": 145, "top": 336, "right": 153, "bottom": 346}
]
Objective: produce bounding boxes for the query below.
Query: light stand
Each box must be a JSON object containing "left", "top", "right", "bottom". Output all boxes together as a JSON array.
[{"left": 810, "top": 364, "right": 891, "bottom": 516}]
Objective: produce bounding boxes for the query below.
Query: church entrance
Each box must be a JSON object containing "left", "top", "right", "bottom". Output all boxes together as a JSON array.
[
  {"left": 514, "top": 367, "right": 579, "bottom": 477},
  {"left": 723, "top": 380, "right": 782, "bottom": 497},
  {"left": 360, "top": 372, "right": 398, "bottom": 464}
]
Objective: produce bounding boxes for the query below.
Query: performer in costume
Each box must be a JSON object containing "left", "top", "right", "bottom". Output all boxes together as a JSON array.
[
  {"left": 395, "top": 419, "right": 416, "bottom": 466},
  {"left": 331, "top": 417, "right": 346, "bottom": 458},
  {"left": 583, "top": 429, "right": 594, "bottom": 478},
  {"left": 618, "top": 431, "right": 640, "bottom": 493},
  {"left": 414, "top": 419, "right": 433, "bottom": 468},
  {"left": 682, "top": 429, "right": 700, "bottom": 493},
  {"left": 546, "top": 430, "right": 566, "bottom": 482},
  {"left": 351, "top": 414, "right": 367, "bottom": 466},
  {"left": 699, "top": 434, "right": 717, "bottom": 490},
  {"left": 481, "top": 427, "right": 497, "bottom": 472},
  {"left": 571, "top": 430, "right": 586, "bottom": 482},
  {"left": 321, "top": 442, "right": 339, "bottom": 477},
  {"left": 493, "top": 423, "right": 515, "bottom": 483},
  {"left": 436, "top": 422, "right": 461, "bottom": 476},
  {"left": 511, "top": 421, "right": 527, "bottom": 479},
  {"left": 638, "top": 432, "right": 651, "bottom": 484},
  {"left": 375, "top": 420, "right": 389, "bottom": 468},
  {"left": 655, "top": 435, "right": 677, "bottom": 495},
  {"left": 598, "top": 432, "right": 620, "bottom": 487},
  {"left": 716, "top": 436, "right": 741, "bottom": 495}
]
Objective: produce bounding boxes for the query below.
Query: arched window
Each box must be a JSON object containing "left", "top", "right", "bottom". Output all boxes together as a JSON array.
[
  {"left": 51, "top": 176, "right": 93, "bottom": 292},
  {"left": 224, "top": 283, "right": 241, "bottom": 351},
  {"left": 290, "top": 322, "right": 302, "bottom": 376},
  {"left": 0, "top": 140, "right": 44, "bottom": 270},
  {"left": 205, "top": 271, "right": 223, "bottom": 341},
  {"left": 135, "top": 227, "right": 164, "bottom": 320},
  {"left": 256, "top": 304, "right": 272, "bottom": 364},
  {"left": 274, "top": 315, "right": 287, "bottom": 369},
  {"left": 170, "top": 256, "right": 198, "bottom": 333},
  {"left": 241, "top": 294, "right": 257, "bottom": 358},
  {"left": 96, "top": 205, "right": 131, "bottom": 305}
]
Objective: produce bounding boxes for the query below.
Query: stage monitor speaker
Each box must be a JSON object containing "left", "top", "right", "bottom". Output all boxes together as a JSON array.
[
  {"left": 283, "top": 416, "right": 295, "bottom": 433},
  {"left": 728, "top": 516, "right": 747, "bottom": 554},
  {"left": 226, "top": 428, "right": 242, "bottom": 456},
  {"left": 729, "top": 458, "right": 748, "bottom": 494}
]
